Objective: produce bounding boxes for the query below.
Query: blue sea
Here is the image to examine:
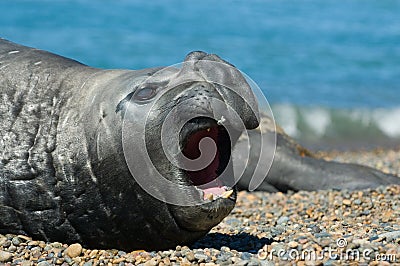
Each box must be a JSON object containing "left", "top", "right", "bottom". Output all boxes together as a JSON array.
[{"left": 1, "top": 0, "right": 399, "bottom": 149}]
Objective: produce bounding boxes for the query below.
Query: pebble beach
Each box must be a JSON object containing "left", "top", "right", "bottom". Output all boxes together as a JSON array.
[{"left": 1, "top": 148, "right": 399, "bottom": 266}]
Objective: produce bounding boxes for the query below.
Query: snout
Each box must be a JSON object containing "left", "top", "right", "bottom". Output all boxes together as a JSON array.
[{"left": 180, "top": 51, "right": 260, "bottom": 130}]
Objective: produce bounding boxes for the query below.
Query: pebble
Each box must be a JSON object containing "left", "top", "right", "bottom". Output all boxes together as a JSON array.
[
  {"left": 65, "top": 243, "right": 82, "bottom": 258},
  {"left": 11, "top": 236, "right": 21, "bottom": 246},
  {"left": 240, "top": 252, "right": 252, "bottom": 260},
  {"left": 378, "top": 230, "right": 400, "bottom": 242},
  {"left": 186, "top": 251, "right": 195, "bottom": 261},
  {"left": 0, "top": 250, "right": 12, "bottom": 262},
  {"left": 194, "top": 252, "right": 208, "bottom": 261},
  {"left": 288, "top": 241, "right": 298, "bottom": 248},
  {"left": 0, "top": 148, "right": 399, "bottom": 265},
  {"left": 342, "top": 199, "right": 352, "bottom": 206},
  {"left": 276, "top": 216, "right": 290, "bottom": 225},
  {"left": 2, "top": 240, "right": 11, "bottom": 248},
  {"left": 37, "top": 261, "right": 52, "bottom": 266}
]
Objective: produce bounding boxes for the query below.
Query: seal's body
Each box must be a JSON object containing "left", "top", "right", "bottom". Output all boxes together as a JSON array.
[
  {"left": 0, "top": 39, "right": 398, "bottom": 250},
  {"left": 0, "top": 39, "right": 256, "bottom": 250}
]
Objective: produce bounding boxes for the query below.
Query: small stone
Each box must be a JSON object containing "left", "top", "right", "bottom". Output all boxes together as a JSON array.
[
  {"left": 89, "top": 249, "right": 98, "bottom": 257},
  {"left": 113, "top": 257, "right": 125, "bottom": 264},
  {"left": 369, "top": 235, "right": 379, "bottom": 241},
  {"left": 240, "top": 252, "right": 252, "bottom": 260},
  {"left": 0, "top": 250, "right": 12, "bottom": 262},
  {"left": 64, "top": 257, "right": 72, "bottom": 264},
  {"left": 299, "top": 238, "right": 309, "bottom": 244},
  {"left": 11, "top": 236, "right": 21, "bottom": 246},
  {"left": 65, "top": 243, "right": 82, "bottom": 258},
  {"left": 37, "top": 261, "right": 51, "bottom": 266},
  {"left": 72, "top": 257, "right": 82, "bottom": 264},
  {"left": 353, "top": 199, "right": 361, "bottom": 205},
  {"left": 353, "top": 238, "right": 367, "bottom": 245},
  {"left": 260, "top": 261, "right": 275, "bottom": 266},
  {"left": 194, "top": 252, "right": 208, "bottom": 262},
  {"left": 323, "top": 260, "right": 338, "bottom": 266},
  {"left": 305, "top": 260, "right": 323, "bottom": 266},
  {"left": 50, "top": 242, "right": 63, "bottom": 248},
  {"left": 143, "top": 259, "right": 157, "bottom": 266},
  {"left": 248, "top": 259, "right": 261, "bottom": 266},
  {"left": 186, "top": 251, "right": 195, "bottom": 261},
  {"left": 378, "top": 230, "right": 400, "bottom": 242},
  {"left": 20, "top": 261, "right": 32, "bottom": 266},
  {"left": 309, "top": 225, "right": 322, "bottom": 233},
  {"left": 0, "top": 235, "right": 7, "bottom": 246},
  {"left": 277, "top": 216, "right": 290, "bottom": 225},
  {"left": 314, "top": 232, "right": 332, "bottom": 238},
  {"left": 235, "top": 259, "right": 249, "bottom": 266},
  {"left": 118, "top": 251, "right": 127, "bottom": 256},
  {"left": 28, "top": 240, "right": 39, "bottom": 246},
  {"left": 225, "top": 218, "right": 241, "bottom": 226},
  {"left": 2, "top": 240, "right": 11, "bottom": 248},
  {"left": 221, "top": 246, "right": 230, "bottom": 252},
  {"left": 342, "top": 199, "right": 352, "bottom": 206},
  {"left": 17, "top": 235, "right": 32, "bottom": 242},
  {"left": 288, "top": 241, "right": 298, "bottom": 248},
  {"left": 8, "top": 244, "right": 17, "bottom": 252}
]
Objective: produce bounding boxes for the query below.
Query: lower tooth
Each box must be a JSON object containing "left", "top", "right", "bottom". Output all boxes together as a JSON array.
[
  {"left": 206, "top": 193, "right": 214, "bottom": 201},
  {"left": 221, "top": 190, "right": 234, "bottom": 199}
]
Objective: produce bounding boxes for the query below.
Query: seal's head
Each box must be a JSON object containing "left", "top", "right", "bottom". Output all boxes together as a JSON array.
[{"left": 85, "top": 51, "right": 259, "bottom": 250}]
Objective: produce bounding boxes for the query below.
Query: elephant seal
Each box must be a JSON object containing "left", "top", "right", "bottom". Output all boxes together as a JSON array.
[
  {"left": 0, "top": 39, "right": 258, "bottom": 250},
  {"left": 0, "top": 39, "right": 399, "bottom": 250}
]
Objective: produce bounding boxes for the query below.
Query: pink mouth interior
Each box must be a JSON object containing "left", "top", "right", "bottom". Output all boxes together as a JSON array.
[
  {"left": 182, "top": 126, "right": 221, "bottom": 187},
  {"left": 199, "top": 181, "right": 227, "bottom": 195}
]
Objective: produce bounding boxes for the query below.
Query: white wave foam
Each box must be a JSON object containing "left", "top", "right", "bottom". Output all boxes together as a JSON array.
[
  {"left": 272, "top": 104, "right": 299, "bottom": 137},
  {"left": 271, "top": 104, "right": 400, "bottom": 141},
  {"left": 301, "top": 107, "right": 331, "bottom": 137},
  {"left": 348, "top": 109, "right": 372, "bottom": 126},
  {"left": 373, "top": 107, "right": 400, "bottom": 138}
]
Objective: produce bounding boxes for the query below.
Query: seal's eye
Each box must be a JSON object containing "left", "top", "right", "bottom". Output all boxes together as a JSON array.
[{"left": 133, "top": 86, "right": 157, "bottom": 102}]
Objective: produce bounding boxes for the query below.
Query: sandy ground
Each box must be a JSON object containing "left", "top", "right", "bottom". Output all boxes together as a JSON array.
[{"left": 1, "top": 148, "right": 399, "bottom": 266}]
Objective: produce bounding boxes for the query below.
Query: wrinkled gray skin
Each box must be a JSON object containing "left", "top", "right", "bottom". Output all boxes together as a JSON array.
[
  {"left": 0, "top": 39, "right": 258, "bottom": 250},
  {"left": 1, "top": 39, "right": 399, "bottom": 250},
  {"left": 236, "top": 116, "right": 400, "bottom": 192}
]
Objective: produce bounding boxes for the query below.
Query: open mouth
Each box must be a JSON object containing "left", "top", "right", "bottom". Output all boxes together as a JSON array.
[{"left": 180, "top": 117, "right": 234, "bottom": 202}]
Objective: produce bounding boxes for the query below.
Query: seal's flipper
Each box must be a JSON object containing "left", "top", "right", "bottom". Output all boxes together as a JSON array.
[{"left": 235, "top": 116, "right": 400, "bottom": 192}]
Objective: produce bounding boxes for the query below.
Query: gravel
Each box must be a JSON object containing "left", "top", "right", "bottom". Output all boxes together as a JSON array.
[{"left": 1, "top": 148, "right": 399, "bottom": 265}]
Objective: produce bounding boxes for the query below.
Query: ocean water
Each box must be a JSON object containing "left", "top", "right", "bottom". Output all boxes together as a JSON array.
[{"left": 1, "top": 0, "right": 399, "bottom": 149}]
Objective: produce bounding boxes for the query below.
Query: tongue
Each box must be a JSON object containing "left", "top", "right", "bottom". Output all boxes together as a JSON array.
[
  {"left": 197, "top": 179, "right": 226, "bottom": 198},
  {"left": 202, "top": 186, "right": 226, "bottom": 195}
]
